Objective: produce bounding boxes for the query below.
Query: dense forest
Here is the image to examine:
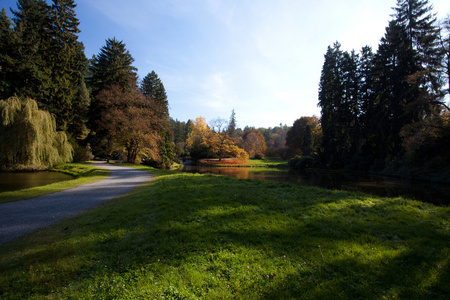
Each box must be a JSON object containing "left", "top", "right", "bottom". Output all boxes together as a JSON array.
[{"left": 0, "top": 0, "right": 449, "bottom": 180}]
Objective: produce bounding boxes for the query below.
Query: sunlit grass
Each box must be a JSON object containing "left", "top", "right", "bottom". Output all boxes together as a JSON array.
[
  {"left": 0, "top": 163, "right": 110, "bottom": 204},
  {"left": 247, "top": 157, "right": 288, "bottom": 168},
  {"left": 0, "top": 171, "right": 448, "bottom": 299}
]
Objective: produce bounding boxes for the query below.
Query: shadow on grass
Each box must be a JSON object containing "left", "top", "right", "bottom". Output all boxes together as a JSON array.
[{"left": 0, "top": 173, "right": 448, "bottom": 299}]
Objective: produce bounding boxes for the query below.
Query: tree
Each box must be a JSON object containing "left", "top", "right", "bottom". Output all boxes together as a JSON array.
[
  {"left": 286, "top": 116, "right": 320, "bottom": 156},
  {"left": 0, "top": 8, "right": 15, "bottom": 99},
  {"left": 141, "top": 70, "right": 174, "bottom": 166},
  {"left": 394, "top": 0, "right": 443, "bottom": 97},
  {"left": 88, "top": 37, "right": 137, "bottom": 97},
  {"left": 227, "top": 109, "right": 237, "bottom": 137},
  {"left": 439, "top": 15, "right": 450, "bottom": 97},
  {"left": 186, "top": 116, "right": 214, "bottom": 159},
  {"left": 88, "top": 38, "right": 138, "bottom": 147},
  {"left": 0, "top": 97, "right": 72, "bottom": 170},
  {"left": 9, "top": 0, "right": 52, "bottom": 102},
  {"left": 45, "top": 0, "right": 86, "bottom": 130},
  {"left": 95, "top": 85, "right": 163, "bottom": 164},
  {"left": 141, "top": 70, "right": 169, "bottom": 117},
  {"left": 242, "top": 129, "right": 266, "bottom": 157}
]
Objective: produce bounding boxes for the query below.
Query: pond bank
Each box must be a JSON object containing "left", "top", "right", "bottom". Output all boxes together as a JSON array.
[{"left": 180, "top": 165, "right": 450, "bottom": 206}]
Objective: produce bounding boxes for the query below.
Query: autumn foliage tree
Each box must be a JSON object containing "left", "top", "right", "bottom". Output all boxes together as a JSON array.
[
  {"left": 186, "top": 116, "right": 248, "bottom": 161},
  {"left": 95, "top": 85, "right": 163, "bottom": 164},
  {"left": 242, "top": 129, "right": 266, "bottom": 157}
]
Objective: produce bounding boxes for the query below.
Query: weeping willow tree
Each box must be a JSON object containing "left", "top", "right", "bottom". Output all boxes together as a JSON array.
[{"left": 0, "top": 97, "right": 73, "bottom": 170}]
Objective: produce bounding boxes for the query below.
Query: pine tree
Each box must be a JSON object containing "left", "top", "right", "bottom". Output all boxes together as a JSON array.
[
  {"left": 46, "top": 0, "right": 85, "bottom": 130},
  {"left": 0, "top": 8, "right": 15, "bottom": 99},
  {"left": 227, "top": 109, "right": 237, "bottom": 137},
  {"left": 141, "top": 70, "right": 169, "bottom": 117},
  {"left": 88, "top": 38, "right": 138, "bottom": 141},
  {"left": 88, "top": 37, "right": 137, "bottom": 97},
  {"left": 10, "top": 0, "right": 52, "bottom": 102}
]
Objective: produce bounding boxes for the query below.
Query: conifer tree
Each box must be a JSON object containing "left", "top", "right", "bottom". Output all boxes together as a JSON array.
[
  {"left": 88, "top": 38, "right": 138, "bottom": 144},
  {"left": 227, "top": 109, "right": 237, "bottom": 137},
  {"left": 141, "top": 70, "right": 168, "bottom": 117},
  {"left": 46, "top": 0, "right": 85, "bottom": 130},
  {"left": 88, "top": 37, "right": 137, "bottom": 97},
  {"left": 10, "top": 0, "right": 52, "bottom": 102},
  {"left": 0, "top": 8, "right": 14, "bottom": 99}
]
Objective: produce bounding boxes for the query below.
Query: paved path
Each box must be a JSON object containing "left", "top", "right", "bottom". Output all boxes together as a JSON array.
[{"left": 0, "top": 162, "right": 152, "bottom": 244}]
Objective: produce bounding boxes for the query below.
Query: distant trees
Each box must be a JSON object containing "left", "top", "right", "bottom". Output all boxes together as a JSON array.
[
  {"left": 317, "top": 0, "right": 449, "bottom": 172},
  {"left": 0, "top": 97, "right": 72, "bottom": 170}
]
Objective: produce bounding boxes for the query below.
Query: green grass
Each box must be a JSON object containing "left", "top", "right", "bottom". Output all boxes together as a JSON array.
[
  {"left": 247, "top": 157, "right": 288, "bottom": 168},
  {"left": 0, "top": 163, "right": 111, "bottom": 204},
  {"left": 0, "top": 171, "right": 448, "bottom": 299}
]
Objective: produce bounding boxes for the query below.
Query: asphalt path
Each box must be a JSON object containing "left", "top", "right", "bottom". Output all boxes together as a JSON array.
[{"left": 0, "top": 162, "right": 152, "bottom": 244}]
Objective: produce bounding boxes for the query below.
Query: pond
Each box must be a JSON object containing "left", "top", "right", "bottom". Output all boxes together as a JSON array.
[
  {"left": 180, "top": 166, "right": 450, "bottom": 206},
  {"left": 0, "top": 172, "right": 73, "bottom": 193}
]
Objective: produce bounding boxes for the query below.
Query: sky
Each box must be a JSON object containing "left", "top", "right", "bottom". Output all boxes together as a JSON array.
[{"left": 2, "top": 0, "right": 450, "bottom": 128}]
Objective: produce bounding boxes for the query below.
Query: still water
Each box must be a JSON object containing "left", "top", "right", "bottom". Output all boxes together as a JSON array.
[
  {"left": 181, "top": 166, "right": 450, "bottom": 206},
  {"left": 0, "top": 172, "right": 73, "bottom": 193}
]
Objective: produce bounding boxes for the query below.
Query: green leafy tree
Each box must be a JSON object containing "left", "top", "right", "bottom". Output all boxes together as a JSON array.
[
  {"left": 286, "top": 116, "right": 320, "bottom": 156},
  {"left": 0, "top": 97, "right": 72, "bottom": 170}
]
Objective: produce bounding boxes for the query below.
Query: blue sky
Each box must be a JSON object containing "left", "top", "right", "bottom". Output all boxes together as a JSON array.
[{"left": 2, "top": 0, "right": 450, "bottom": 128}]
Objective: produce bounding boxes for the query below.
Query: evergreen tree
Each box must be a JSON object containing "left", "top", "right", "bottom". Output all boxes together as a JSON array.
[
  {"left": 10, "top": 0, "right": 52, "bottom": 102},
  {"left": 227, "top": 109, "right": 237, "bottom": 137},
  {"left": 394, "top": 0, "right": 443, "bottom": 95},
  {"left": 318, "top": 42, "right": 357, "bottom": 166},
  {"left": 0, "top": 8, "right": 15, "bottom": 99},
  {"left": 46, "top": 0, "right": 85, "bottom": 130},
  {"left": 439, "top": 15, "right": 450, "bottom": 97},
  {"left": 88, "top": 38, "right": 137, "bottom": 142},
  {"left": 88, "top": 37, "right": 137, "bottom": 97},
  {"left": 141, "top": 70, "right": 173, "bottom": 166},
  {"left": 141, "top": 70, "right": 168, "bottom": 117}
]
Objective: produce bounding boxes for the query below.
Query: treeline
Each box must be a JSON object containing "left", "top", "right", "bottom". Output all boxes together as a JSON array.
[
  {"left": 0, "top": 0, "right": 172, "bottom": 169},
  {"left": 314, "top": 0, "right": 450, "bottom": 176},
  {"left": 171, "top": 115, "right": 293, "bottom": 160}
]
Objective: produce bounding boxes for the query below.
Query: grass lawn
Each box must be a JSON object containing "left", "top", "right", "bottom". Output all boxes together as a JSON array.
[
  {"left": 0, "top": 170, "right": 448, "bottom": 299},
  {"left": 199, "top": 157, "right": 288, "bottom": 168},
  {"left": 0, "top": 163, "right": 111, "bottom": 204}
]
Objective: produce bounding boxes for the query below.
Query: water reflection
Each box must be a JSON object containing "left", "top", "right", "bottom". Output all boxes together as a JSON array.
[
  {"left": 181, "top": 166, "right": 450, "bottom": 206},
  {"left": 0, "top": 172, "right": 73, "bottom": 193}
]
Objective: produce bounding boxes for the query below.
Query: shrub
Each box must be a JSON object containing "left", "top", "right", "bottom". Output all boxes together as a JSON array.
[
  {"left": 254, "top": 152, "right": 265, "bottom": 159},
  {"left": 289, "top": 156, "right": 315, "bottom": 170}
]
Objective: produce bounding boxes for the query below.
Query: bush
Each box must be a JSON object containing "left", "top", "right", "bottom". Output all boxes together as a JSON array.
[
  {"left": 289, "top": 156, "right": 315, "bottom": 170},
  {"left": 254, "top": 152, "right": 265, "bottom": 159},
  {"left": 71, "top": 142, "right": 94, "bottom": 163}
]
